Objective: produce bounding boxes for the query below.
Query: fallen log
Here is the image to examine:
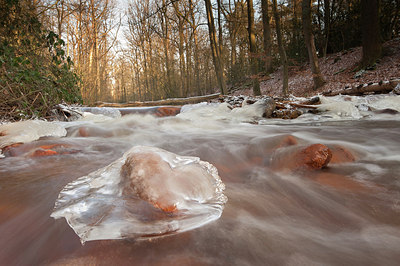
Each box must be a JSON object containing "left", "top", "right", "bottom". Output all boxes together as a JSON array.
[
  {"left": 288, "top": 102, "right": 318, "bottom": 109},
  {"left": 275, "top": 102, "right": 318, "bottom": 110},
  {"left": 323, "top": 79, "right": 400, "bottom": 96},
  {"left": 93, "top": 93, "right": 222, "bottom": 108},
  {"left": 299, "top": 96, "right": 320, "bottom": 105},
  {"left": 79, "top": 106, "right": 182, "bottom": 117}
]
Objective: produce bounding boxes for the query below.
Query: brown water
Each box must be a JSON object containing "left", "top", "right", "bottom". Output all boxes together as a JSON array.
[{"left": 1, "top": 114, "right": 400, "bottom": 265}]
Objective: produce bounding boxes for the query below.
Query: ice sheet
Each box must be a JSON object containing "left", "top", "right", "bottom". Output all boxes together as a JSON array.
[
  {"left": 51, "top": 146, "right": 227, "bottom": 243},
  {"left": 0, "top": 120, "right": 67, "bottom": 149}
]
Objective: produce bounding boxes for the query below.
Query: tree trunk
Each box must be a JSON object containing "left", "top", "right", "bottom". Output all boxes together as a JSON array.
[
  {"left": 185, "top": 31, "right": 192, "bottom": 97},
  {"left": 161, "top": 0, "right": 173, "bottom": 97},
  {"left": 217, "top": 0, "right": 223, "bottom": 56},
  {"left": 323, "top": 79, "right": 400, "bottom": 96},
  {"left": 189, "top": 0, "right": 201, "bottom": 95},
  {"left": 302, "top": 0, "right": 326, "bottom": 89},
  {"left": 292, "top": 0, "right": 301, "bottom": 56},
  {"left": 178, "top": 20, "right": 186, "bottom": 97},
  {"left": 173, "top": 2, "right": 187, "bottom": 97},
  {"left": 95, "top": 93, "right": 221, "bottom": 107},
  {"left": 322, "top": 0, "right": 330, "bottom": 57},
  {"left": 148, "top": 36, "right": 155, "bottom": 101},
  {"left": 247, "top": 0, "right": 261, "bottom": 96},
  {"left": 56, "top": 0, "right": 65, "bottom": 38},
  {"left": 230, "top": 32, "right": 237, "bottom": 79},
  {"left": 204, "top": 0, "right": 226, "bottom": 95},
  {"left": 272, "top": 0, "right": 289, "bottom": 96},
  {"left": 261, "top": 0, "right": 272, "bottom": 73},
  {"left": 142, "top": 44, "right": 149, "bottom": 100},
  {"left": 361, "top": 0, "right": 381, "bottom": 67},
  {"left": 135, "top": 48, "right": 142, "bottom": 101},
  {"left": 90, "top": 0, "right": 99, "bottom": 101}
]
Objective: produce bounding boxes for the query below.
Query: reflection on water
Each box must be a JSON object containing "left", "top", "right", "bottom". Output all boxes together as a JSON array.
[{"left": 1, "top": 104, "right": 400, "bottom": 265}]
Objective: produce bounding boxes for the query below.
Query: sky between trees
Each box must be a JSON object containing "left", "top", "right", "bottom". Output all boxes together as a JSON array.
[{"left": 3, "top": 0, "right": 398, "bottom": 105}]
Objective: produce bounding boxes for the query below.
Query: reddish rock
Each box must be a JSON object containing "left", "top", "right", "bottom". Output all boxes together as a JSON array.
[
  {"left": 2, "top": 143, "right": 23, "bottom": 157},
  {"left": 153, "top": 202, "right": 178, "bottom": 213},
  {"left": 301, "top": 144, "right": 332, "bottom": 169},
  {"left": 31, "top": 149, "right": 59, "bottom": 157},
  {"left": 328, "top": 145, "right": 356, "bottom": 164},
  {"left": 29, "top": 143, "right": 81, "bottom": 157},
  {"left": 77, "top": 126, "right": 114, "bottom": 138},
  {"left": 3, "top": 142, "right": 80, "bottom": 158},
  {"left": 214, "top": 158, "right": 261, "bottom": 179},
  {"left": 272, "top": 109, "right": 302, "bottom": 119},
  {"left": 78, "top": 127, "right": 90, "bottom": 137},
  {"left": 154, "top": 106, "right": 181, "bottom": 117},
  {"left": 121, "top": 152, "right": 180, "bottom": 213},
  {"left": 310, "top": 172, "right": 373, "bottom": 192},
  {"left": 275, "top": 135, "right": 298, "bottom": 149},
  {"left": 39, "top": 144, "right": 66, "bottom": 150},
  {"left": 245, "top": 135, "right": 299, "bottom": 172},
  {"left": 271, "top": 143, "right": 332, "bottom": 171}
]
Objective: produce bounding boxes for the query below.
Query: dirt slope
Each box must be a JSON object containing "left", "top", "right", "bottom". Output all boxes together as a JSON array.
[{"left": 233, "top": 38, "right": 400, "bottom": 97}]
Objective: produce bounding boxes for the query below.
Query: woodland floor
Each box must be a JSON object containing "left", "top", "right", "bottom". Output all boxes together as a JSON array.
[{"left": 231, "top": 38, "right": 400, "bottom": 98}]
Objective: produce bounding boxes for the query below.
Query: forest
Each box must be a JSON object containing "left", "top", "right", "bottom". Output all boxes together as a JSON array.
[
  {"left": 2, "top": 2, "right": 400, "bottom": 263},
  {"left": 0, "top": 0, "right": 399, "bottom": 119}
]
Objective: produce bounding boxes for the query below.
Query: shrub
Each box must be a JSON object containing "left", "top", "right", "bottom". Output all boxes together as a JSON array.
[{"left": 0, "top": 0, "right": 81, "bottom": 121}]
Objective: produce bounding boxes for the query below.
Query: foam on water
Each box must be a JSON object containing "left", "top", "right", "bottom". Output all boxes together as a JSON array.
[
  {"left": 0, "top": 120, "right": 66, "bottom": 149},
  {"left": 367, "top": 94, "right": 400, "bottom": 112},
  {"left": 178, "top": 99, "right": 268, "bottom": 123},
  {"left": 318, "top": 95, "right": 362, "bottom": 119},
  {"left": 79, "top": 107, "right": 122, "bottom": 118},
  {"left": 261, "top": 94, "right": 400, "bottom": 124}
]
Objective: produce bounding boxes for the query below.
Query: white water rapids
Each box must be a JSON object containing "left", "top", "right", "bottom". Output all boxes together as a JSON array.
[{"left": 1, "top": 94, "right": 400, "bottom": 265}]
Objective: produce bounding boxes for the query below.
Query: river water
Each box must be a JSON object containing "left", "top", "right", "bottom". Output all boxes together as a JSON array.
[{"left": 1, "top": 95, "right": 400, "bottom": 265}]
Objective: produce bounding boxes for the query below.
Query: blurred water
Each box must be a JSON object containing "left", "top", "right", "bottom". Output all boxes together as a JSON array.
[{"left": 1, "top": 99, "right": 400, "bottom": 265}]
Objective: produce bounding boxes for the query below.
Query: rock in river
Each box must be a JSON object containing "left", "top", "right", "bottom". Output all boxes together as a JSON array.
[{"left": 51, "top": 146, "right": 227, "bottom": 243}]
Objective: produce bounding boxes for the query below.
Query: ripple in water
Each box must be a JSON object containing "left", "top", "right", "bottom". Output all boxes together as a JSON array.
[{"left": 51, "top": 146, "right": 227, "bottom": 244}]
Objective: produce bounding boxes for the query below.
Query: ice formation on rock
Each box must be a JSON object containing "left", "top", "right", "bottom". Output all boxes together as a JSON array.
[{"left": 51, "top": 146, "right": 227, "bottom": 243}]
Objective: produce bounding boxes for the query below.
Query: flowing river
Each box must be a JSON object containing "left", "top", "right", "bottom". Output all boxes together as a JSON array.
[{"left": 1, "top": 94, "right": 400, "bottom": 265}]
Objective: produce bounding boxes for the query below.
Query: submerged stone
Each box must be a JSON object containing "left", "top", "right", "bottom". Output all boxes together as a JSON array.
[
  {"left": 309, "top": 172, "right": 374, "bottom": 192},
  {"left": 271, "top": 144, "right": 332, "bottom": 171},
  {"left": 120, "top": 148, "right": 219, "bottom": 213},
  {"left": 154, "top": 106, "right": 181, "bottom": 117},
  {"left": 51, "top": 146, "right": 227, "bottom": 243},
  {"left": 328, "top": 145, "right": 356, "bottom": 164},
  {"left": 2, "top": 142, "right": 80, "bottom": 158}
]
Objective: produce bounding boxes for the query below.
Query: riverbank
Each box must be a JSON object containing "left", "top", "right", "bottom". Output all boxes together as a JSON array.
[{"left": 231, "top": 38, "right": 400, "bottom": 97}]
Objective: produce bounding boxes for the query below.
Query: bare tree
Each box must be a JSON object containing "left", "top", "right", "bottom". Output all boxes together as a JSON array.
[
  {"left": 204, "top": 0, "right": 226, "bottom": 94},
  {"left": 261, "top": 0, "right": 272, "bottom": 73},
  {"left": 221, "top": 0, "right": 247, "bottom": 83},
  {"left": 322, "top": 0, "right": 331, "bottom": 57},
  {"left": 188, "top": 0, "right": 201, "bottom": 95},
  {"left": 172, "top": 1, "right": 187, "bottom": 97},
  {"left": 361, "top": 0, "right": 381, "bottom": 67},
  {"left": 157, "top": 0, "right": 175, "bottom": 97},
  {"left": 302, "top": 0, "right": 326, "bottom": 89},
  {"left": 247, "top": 0, "right": 261, "bottom": 96},
  {"left": 272, "top": 0, "right": 289, "bottom": 96}
]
